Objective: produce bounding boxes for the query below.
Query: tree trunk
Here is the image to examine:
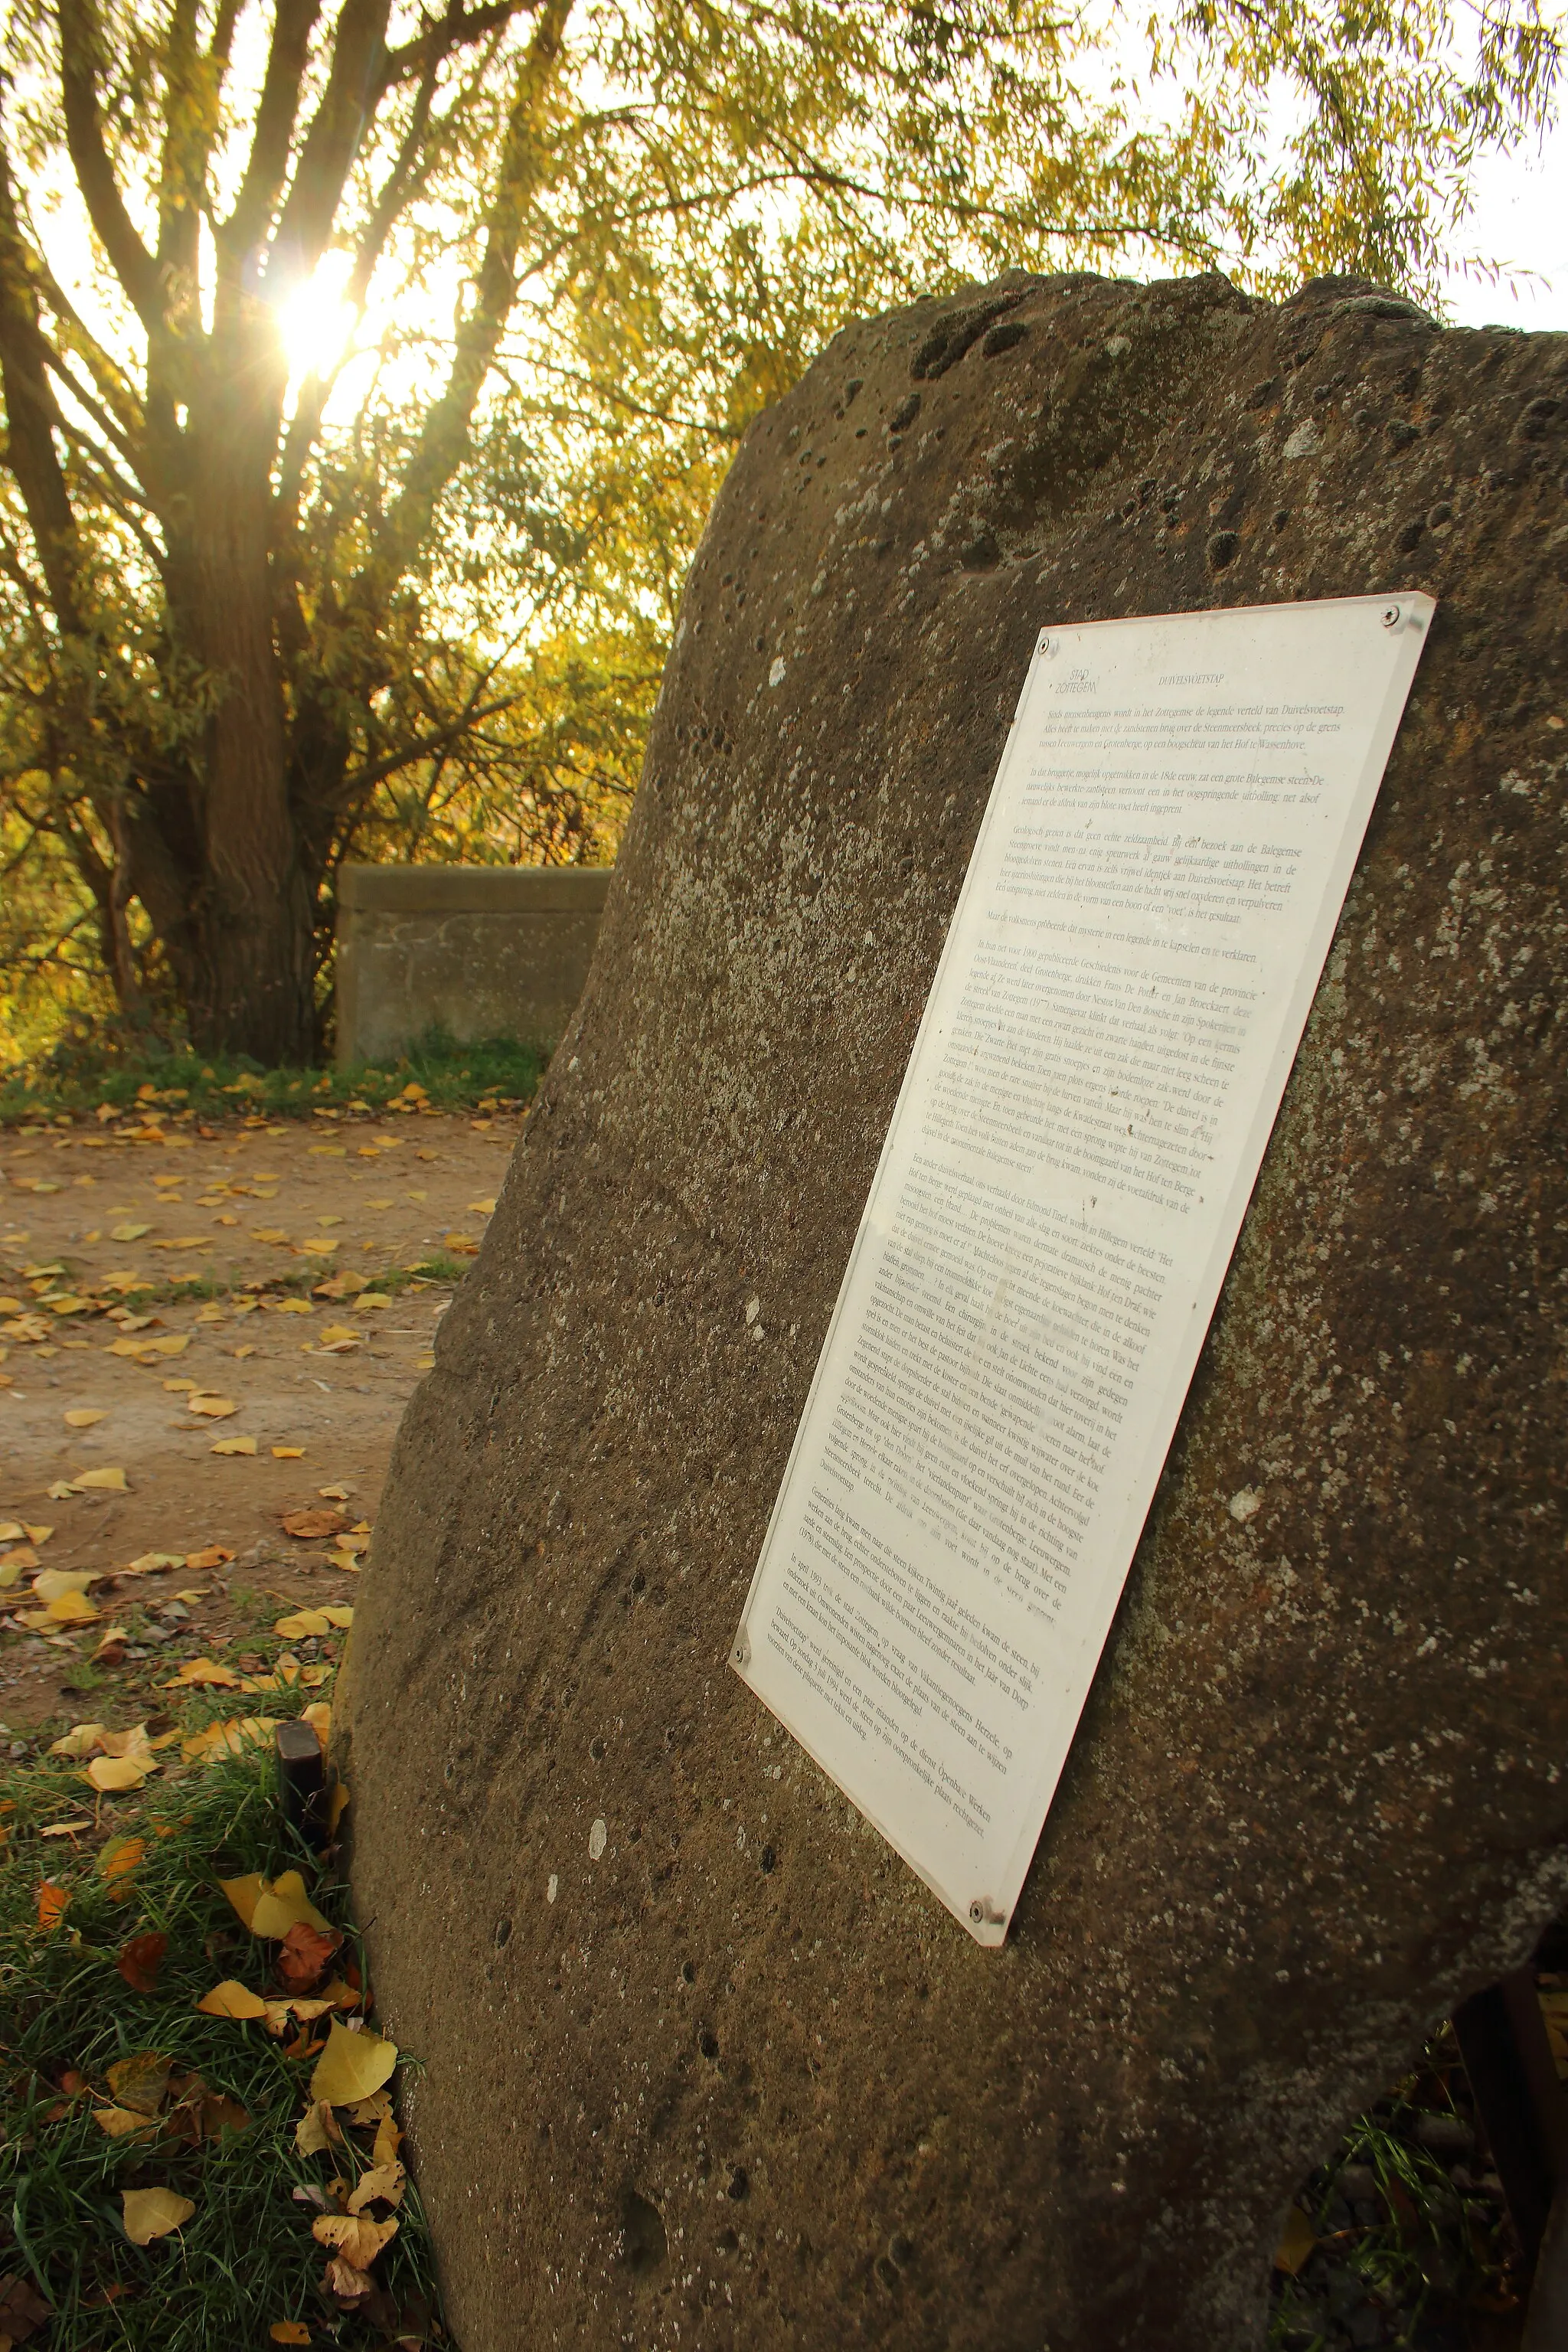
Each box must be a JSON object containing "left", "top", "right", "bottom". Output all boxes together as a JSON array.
[{"left": 175, "top": 392, "right": 320, "bottom": 1063}]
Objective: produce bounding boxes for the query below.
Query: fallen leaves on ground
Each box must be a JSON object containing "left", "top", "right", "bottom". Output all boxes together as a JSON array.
[
  {"left": 270, "top": 2325, "right": 312, "bottom": 2345},
  {"left": 346, "top": 2159, "right": 406, "bottom": 2213},
  {"left": 273, "top": 1606, "right": 353, "bottom": 1638},
  {"left": 64, "top": 1406, "right": 107, "bottom": 1427},
  {"left": 0, "top": 2274, "right": 53, "bottom": 2341},
  {"left": 220, "top": 1869, "right": 332, "bottom": 1938},
  {"left": 37, "top": 1880, "right": 70, "bottom": 1927},
  {"left": 99, "top": 1836, "right": 145, "bottom": 1885},
  {"left": 106, "top": 2050, "right": 173, "bottom": 2114},
  {"left": 276, "top": 1920, "right": 344, "bottom": 1994},
  {"left": 181, "top": 1716, "right": 280, "bottom": 1763},
  {"left": 115, "top": 1930, "right": 168, "bottom": 1993},
  {"left": 213, "top": 1433, "right": 258, "bottom": 1454},
  {"left": 312, "top": 2211, "right": 398, "bottom": 2269},
  {"left": 310, "top": 2022, "right": 397, "bottom": 2107},
  {"left": 197, "top": 1979, "right": 268, "bottom": 2018},
  {"left": 168, "top": 1656, "right": 243, "bottom": 1688},
  {"left": 281, "top": 1508, "right": 348, "bottom": 1540},
  {"left": 1273, "top": 2205, "right": 1318, "bottom": 2275},
  {"left": 185, "top": 1392, "right": 238, "bottom": 1418},
  {"left": 121, "top": 2187, "right": 195, "bottom": 2243}
]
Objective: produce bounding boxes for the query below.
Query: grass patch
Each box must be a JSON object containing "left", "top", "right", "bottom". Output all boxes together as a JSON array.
[
  {"left": 1, "top": 1031, "right": 542, "bottom": 1131},
  {"left": 0, "top": 1719, "right": 449, "bottom": 2347},
  {"left": 1266, "top": 2033, "right": 1529, "bottom": 2349}
]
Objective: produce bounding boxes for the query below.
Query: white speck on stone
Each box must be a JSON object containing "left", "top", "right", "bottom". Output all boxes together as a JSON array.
[
  {"left": 588, "top": 1817, "right": 607, "bottom": 1861},
  {"left": 768, "top": 657, "right": 786, "bottom": 688},
  {"left": 1228, "top": 1488, "right": 1263, "bottom": 1523},
  {"left": 1282, "top": 419, "right": 1320, "bottom": 459},
  {"left": 546, "top": 1873, "right": 558, "bottom": 1903},
  {"left": 745, "top": 1295, "right": 760, "bottom": 1325}
]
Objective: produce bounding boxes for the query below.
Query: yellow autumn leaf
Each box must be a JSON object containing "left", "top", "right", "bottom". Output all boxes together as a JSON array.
[
  {"left": 467, "top": 1197, "right": 497, "bottom": 1214},
  {"left": 327, "top": 1782, "right": 351, "bottom": 1834},
  {"left": 183, "top": 1716, "right": 278, "bottom": 1763},
  {"left": 221, "top": 1868, "right": 332, "bottom": 1937},
  {"left": 185, "top": 1393, "right": 237, "bottom": 1418},
  {"left": 33, "top": 1569, "right": 99, "bottom": 1602},
  {"left": 299, "top": 1237, "right": 338, "bottom": 1256},
  {"left": 275, "top": 1298, "right": 312, "bottom": 1315},
  {"left": 302, "top": 1701, "right": 331, "bottom": 1752},
  {"left": 197, "top": 1979, "right": 268, "bottom": 2017},
  {"left": 212, "top": 1435, "right": 258, "bottom": 1455},
  {"left": 270, "top": 2325, "right": 312, "bottom": 2345},
  {"left": 109, "top": 1222, "right": 151, "bottom": 1241},
  {"left": 64, "top": 1407, "right": 107, "bottom": 1428},
  {"left": 312, "top": 2211, "right": 398, "bottom": 2268},
  {"left": 252, "top": 1870, "right": 333, "bottom": 1939},
  {"left": 87, "top": 1755, "right": 149, "bottom": 1792},
  {"left": 50, "top": 1722, "right": 106, "bottom": 1757},
  {"left": 168, "top": 1658, "right": 242, "bottom": 1688},
  {"left": 355, "top": 1292, "right": 390, "bottom": 1310},
  {"left": 318, "top": 1325, "right": 359, "bottom": 1346},
  {"left": 71, "top": 1466, "right": 129, "bottom": 1491},
  {"left": 310, "top": 2021, "right": 398, "bottom": 2107},
  {"left": 294, "top": 2099, "right": 339, "bottom": 2154},
  {"left": 347, "top": 2161, "right": 406, "bottom": 2213},
  {"left": 97, "top": 1725, "right": 155, "bottom": 1765},
  {"left": 252, "top": 1227, "right": 290, "bottom": 1243},
  {"left": 273, "top": 1609, "right": 332, "bottom": 1638},
  {"left": 273, "top": 1446, "right": 305, "bottom": 1458},
  {"left": 94, "top": 2104, "right": 158, "bottom": 2139},
  {"left": 122, "top": 2187, "right": 195, "bottom": 2244},
  {"left": 1273, "top": 2206, "right": 1318, "bottom": 2275},
  {"left": 100, "top": 1837, "right": 145, "bottom": 1883}
]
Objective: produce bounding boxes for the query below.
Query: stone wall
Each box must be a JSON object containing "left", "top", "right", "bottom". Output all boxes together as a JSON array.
[{"left": 333, "top": 864, "right": 613, "bottom": 1067}]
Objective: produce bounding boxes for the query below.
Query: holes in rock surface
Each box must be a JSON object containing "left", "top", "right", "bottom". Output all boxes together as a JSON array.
[
  {"left": 494, "top": 1916, "right": 512, "bottom": 1947},
  {"left": 888, "top": 394, "right": 922, "bottom": 436},
  {"left": 982, "top": 321, "right": 1028, "bottom": 357},
  {"left": 699, "top": 2028, "right": 720, "bottom": 2060},
  {"left": 619, "top": 2188, "right": 668, "bottom": 2279},
  {"left": 727, "top": 2166, "right": 750, "bottom": 2200},
  {"left": 1207, "top": 531, "right": 1240, "bottom": 573}
]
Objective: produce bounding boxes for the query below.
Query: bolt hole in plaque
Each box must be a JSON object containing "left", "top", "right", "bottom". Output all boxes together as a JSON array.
[{"left": 731, "top": 593, "right": 1433, "bottom": 1947}]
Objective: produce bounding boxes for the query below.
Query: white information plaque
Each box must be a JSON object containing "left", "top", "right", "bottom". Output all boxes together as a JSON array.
[{"left": 731, "top": 593, "right": 1435, "bottom": 1945}]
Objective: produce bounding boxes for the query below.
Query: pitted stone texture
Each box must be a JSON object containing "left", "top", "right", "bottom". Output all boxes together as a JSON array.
[{"left": 344, "top": 271, "right": 1568, "bottom": 2351}]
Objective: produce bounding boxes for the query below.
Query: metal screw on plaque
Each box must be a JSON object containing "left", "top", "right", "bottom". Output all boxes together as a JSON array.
[
  {"left": 1038, "top": 631, "right": 1059, "bottom": 658},
  {"left": 969, "top": 1900, "right": 985, "bottom": 1924},
  {"left": 1380, "top": 603, "right": 1402, "bottom": 629},
  {"left": 732, "top": 1633, "right": 751, "bottom": 1670}
]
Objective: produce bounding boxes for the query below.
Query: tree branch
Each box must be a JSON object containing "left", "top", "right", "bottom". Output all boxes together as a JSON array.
[
  {"left": 219, "top": 0, "right": 322, "bottom": 266},
  {"left": 55, "top": 0, "right": 165, "bottom": 332},
  {"left": 0, "top": 143, "right": 82, "bottom": 629},
  {"left": 368, "top": 0, "right": 573, "bottom": 586}
]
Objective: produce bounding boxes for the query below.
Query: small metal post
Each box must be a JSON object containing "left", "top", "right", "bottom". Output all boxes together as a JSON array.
[
  {"left": 1453, "top": 1964, "right": 1568, "bottom": 2269},
  {"left": 276, "top": 1719, "right": 328, "bottom": 1848}
]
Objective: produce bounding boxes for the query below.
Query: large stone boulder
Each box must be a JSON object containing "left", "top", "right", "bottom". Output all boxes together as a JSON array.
[{"left": 343, "top": 271, "right": 1567, "bottom": 2349}]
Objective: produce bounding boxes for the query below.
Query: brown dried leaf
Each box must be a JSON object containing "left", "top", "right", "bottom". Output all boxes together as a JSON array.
[
  {"left": 115, "top": 1931, "right": 168, "bottom": 1994},
  {"left": 275, "top": 1920, "right": 343, "bottom": 1995}
]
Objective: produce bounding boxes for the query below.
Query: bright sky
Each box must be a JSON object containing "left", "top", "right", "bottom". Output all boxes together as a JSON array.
[{"left": 1439, "top": 109, "right": 1568, "bottom": 329}]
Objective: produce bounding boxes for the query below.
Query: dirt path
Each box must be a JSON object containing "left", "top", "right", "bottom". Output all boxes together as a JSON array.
[{"left": 0, "top": 1102, "right": 521, "bottom": 1733}]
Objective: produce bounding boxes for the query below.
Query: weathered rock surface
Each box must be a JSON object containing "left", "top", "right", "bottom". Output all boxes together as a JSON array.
[{"left": 344, "top": 270, "right": 1567, "bottom": 2349}]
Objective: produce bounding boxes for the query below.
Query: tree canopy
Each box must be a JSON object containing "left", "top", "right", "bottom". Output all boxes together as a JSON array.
[{"left": 0, "top": 0, "right": 1559, "bottom": 1057}]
